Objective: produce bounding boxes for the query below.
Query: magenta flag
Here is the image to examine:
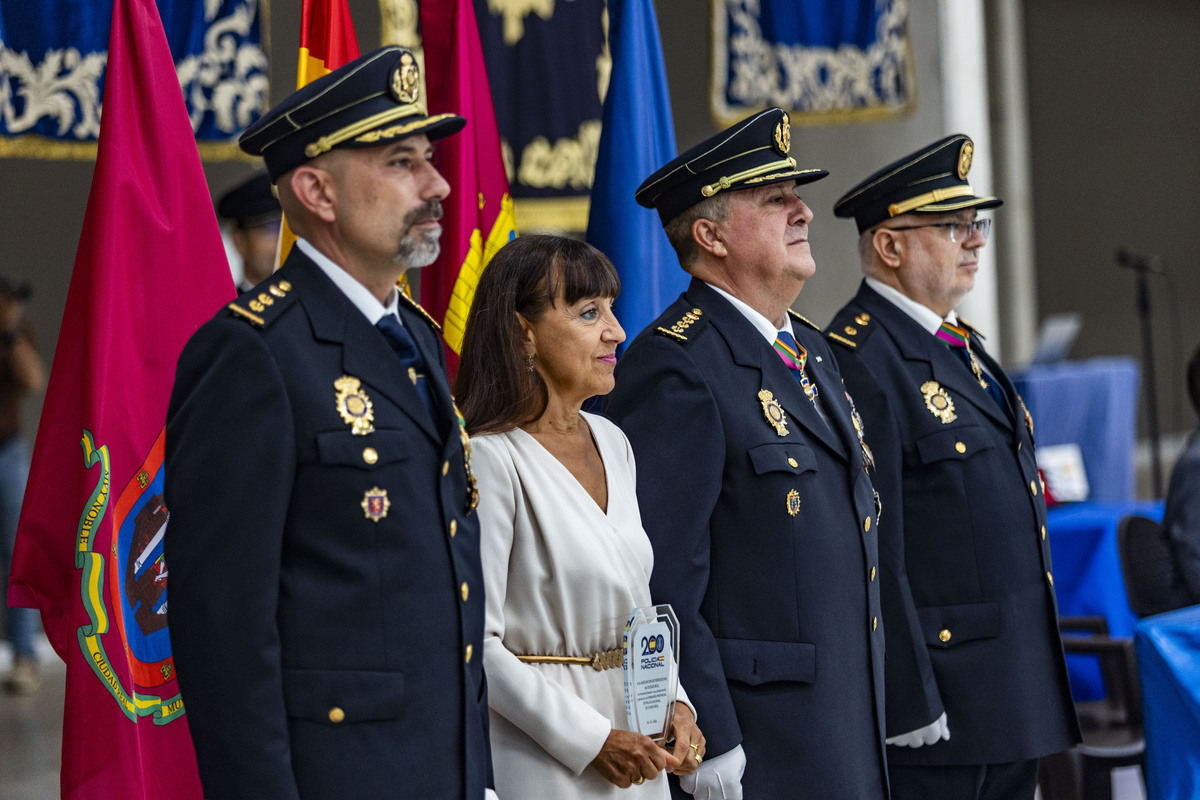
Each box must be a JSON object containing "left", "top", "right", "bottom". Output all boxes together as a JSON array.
[{"left": 6, "top": 0, "right": 235, "bottom": 795}]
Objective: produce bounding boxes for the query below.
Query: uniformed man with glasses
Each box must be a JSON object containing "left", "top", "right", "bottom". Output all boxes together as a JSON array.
[{"left": 825, "top": 134, "right": 1081, "bottom": 800}]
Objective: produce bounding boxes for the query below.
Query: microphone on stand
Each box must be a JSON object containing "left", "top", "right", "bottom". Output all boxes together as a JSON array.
[
  {"left": 1115, "top": 247, "right": 1165, "bottom": 273},
  {"left": 1117, "top": 246, "right": 1165, "bottom": 496}
]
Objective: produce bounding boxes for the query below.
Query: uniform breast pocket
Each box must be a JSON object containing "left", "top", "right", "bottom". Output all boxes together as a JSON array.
[
  {"left": 316, "top": 430, "right": 410, "bottom": 469},
  {"left": 282, "top": 667, "right": 406, "bottom": 725},
  {"left": 917, "top": 602, "right": 1000, "bottom": 649},
  {"left": 747, "top": 442, "right": 817, "bottom": 477},
  {"left": 915, "top": 425, "right": 995, "bottom": 465}
]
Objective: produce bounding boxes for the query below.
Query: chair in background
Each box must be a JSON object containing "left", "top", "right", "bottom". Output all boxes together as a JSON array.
[
  {"left": 1118, "top": 514, "right": 1185, "bottom": 617},
  {"left": 1038, "top": 617, "right": 1145, "bottom": 800}
]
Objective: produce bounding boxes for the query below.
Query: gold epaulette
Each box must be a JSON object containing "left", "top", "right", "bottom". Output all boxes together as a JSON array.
[
  {"left": 398, "top": 289, "right": 442, "bottom": 333},
  {"left": 826, "top": 310, "right": 875, "bottom": 350},
  {"left": 654, "top": 306, "right": 705, "bottom": 343},
  {"left": 787, "top": 309, "right": 820, "bottom": 331},
  {"left": 226, "top": 279, "right": 296, "bottom": 328}
]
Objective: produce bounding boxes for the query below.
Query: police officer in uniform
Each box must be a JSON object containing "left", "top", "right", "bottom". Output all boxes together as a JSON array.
[
  {"left": 825, "top": 135, "right": 1080, "bottom": 800},
  {"left": 165, "top": 47, "right": 495, "bottom": 800},
  {"left": 605, "top": 108, "right": 887, "bottom": 800}
]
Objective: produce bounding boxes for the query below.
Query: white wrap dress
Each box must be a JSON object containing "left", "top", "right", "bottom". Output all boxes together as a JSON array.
[{"left": 474, "top": 412, "right": 686, "bottom": 799}]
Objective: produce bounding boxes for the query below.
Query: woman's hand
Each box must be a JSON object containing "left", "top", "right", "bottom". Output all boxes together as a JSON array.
[
  {"left": 589, "top": 728, "right": 679, "bottom": 788},
  {"left": 668, "top": 702, "right": 706, "bottom": 776}
]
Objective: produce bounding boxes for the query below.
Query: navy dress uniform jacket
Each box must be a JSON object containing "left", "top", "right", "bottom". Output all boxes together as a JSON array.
[
  {"left": 606, "top": 279, "right": 887, "bottom": 799},
  {"left": 165, "top": 249, "right": 491, "bottom": 799},
  {"left": 827, "top": 282, "right": 1080, "bottom": 766}
]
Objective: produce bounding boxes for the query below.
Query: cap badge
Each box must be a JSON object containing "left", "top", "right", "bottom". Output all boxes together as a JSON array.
[
  {"left": 759, "top": 389, "right": 789, "bottom": 436},
  {"left": 773, "top": 114, "right": 791, "bottom": 155},
  {"left": 335, "top": 375, "right": 375, "bottom": 435},
  {"left": 391, "top": 52, "right": 420, "bottom": 105},
  {"left": 957, "top": 140, "right": 974, "bottom": 180},
  {"left": 361, "top": 487, "right": 390, "bottom": 522},
  {"left": 921, "top": 380, "right": 957, "bottom": 424}
]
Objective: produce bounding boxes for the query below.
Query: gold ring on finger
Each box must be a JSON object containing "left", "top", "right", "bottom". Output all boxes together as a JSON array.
[{"left": 632, "top": 776, "right": 644, "bottom": 785}]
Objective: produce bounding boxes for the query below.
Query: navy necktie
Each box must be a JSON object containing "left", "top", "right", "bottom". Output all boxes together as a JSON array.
[{"left": 376, "top": 314, "right": 436, "bottom": 420}]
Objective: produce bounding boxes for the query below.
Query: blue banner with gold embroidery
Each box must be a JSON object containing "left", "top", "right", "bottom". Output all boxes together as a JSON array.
[
  {"left": 473, "top": 0, "right": 607, "bottom": 232},
  {"left": 712, "top": 0, "right": 913, "bottom": 125},
  {"left": 0, "top": 0, "right": 267, "bottom": 158}
]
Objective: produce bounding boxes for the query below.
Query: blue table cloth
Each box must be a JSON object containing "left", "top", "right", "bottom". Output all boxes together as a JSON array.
[
  {"left": 1013, "top": 357, "right": 1139, "bottom": 503},
  {"left": 1047, "top": 499, "right": 1164, "bottom": 700},
  {"left": 1135, "top": 605, "right": 1200, "bottom": 800}
]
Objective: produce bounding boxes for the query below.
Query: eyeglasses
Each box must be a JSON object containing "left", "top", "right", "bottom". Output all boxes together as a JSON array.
[{"left": 879, "top": 218, "right": 991, "bottom": 243}]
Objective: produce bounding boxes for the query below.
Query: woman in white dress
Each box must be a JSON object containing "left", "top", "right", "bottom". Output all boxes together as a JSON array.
[{"left": 457, "top": 235, "right": 705, "bottom": 798}]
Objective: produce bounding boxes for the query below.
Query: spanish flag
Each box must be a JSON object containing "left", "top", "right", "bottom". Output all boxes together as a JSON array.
[
  {"left": 277, "top": 0, "right": 361, "bottom": 264},
  {"left": 421, "top": 0, "right": 517, "bottom": 372},
  {"left": 298, "top": 0, "right": 360, "bottom": 84},
  {"left": 7, "top": 0, "right": 234, "bottom": 795}
]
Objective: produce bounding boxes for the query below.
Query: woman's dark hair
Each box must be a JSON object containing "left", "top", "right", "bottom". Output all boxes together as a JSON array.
[{"left": 456, "top": 234, "right": 620, "bottom": 436}]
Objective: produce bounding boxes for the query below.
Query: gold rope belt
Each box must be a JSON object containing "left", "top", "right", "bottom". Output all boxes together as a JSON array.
[{"left": 516, "top": 646, "right": 623, "bottom": 671}]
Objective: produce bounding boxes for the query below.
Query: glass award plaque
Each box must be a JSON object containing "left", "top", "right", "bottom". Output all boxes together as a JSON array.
[{"left": 622, "top": 604, "right": 679, "bottom": 743}]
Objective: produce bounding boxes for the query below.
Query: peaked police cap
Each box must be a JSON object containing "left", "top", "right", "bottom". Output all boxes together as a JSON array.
[{"left": 239, "top": 46, "right": 465, "bottom": 181}]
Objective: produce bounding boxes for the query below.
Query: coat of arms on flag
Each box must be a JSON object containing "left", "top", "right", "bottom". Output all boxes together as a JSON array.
[{"left": 76, "top": 429, "right": 185, "bottom": 722}]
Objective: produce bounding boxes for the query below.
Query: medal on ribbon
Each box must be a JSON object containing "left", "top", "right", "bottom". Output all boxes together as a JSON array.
[{"left": 843, "top": 389, "right": 875, "bottom": 471}]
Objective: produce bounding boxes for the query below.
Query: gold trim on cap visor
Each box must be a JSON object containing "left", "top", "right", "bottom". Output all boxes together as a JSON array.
[
  {"left": 303, "top": 101, "right": 431, "bottom": 158},
  {"left": 701, "top": 156, "right": 798, "bottom": 197},
  {"left": 888, "top": 185, "right": 976, "bottom": 217}
]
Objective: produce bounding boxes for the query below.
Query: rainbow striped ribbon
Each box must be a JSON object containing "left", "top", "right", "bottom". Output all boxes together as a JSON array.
[{"left": 936, "top": 321, "right": 970, "bottom": 348}]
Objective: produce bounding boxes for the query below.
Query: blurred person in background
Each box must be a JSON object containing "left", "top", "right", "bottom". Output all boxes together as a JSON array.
[
  {"left": 216, "top": 171, "right": 282, "bottom": 293},
  {"left": 1158, "top": 344, "right": 1200, "bottom": 610},
  {"left": 0, "top": 276, "right": 46, "bottom": 695}
]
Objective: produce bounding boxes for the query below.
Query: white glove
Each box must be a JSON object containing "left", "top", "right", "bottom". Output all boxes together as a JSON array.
[
  {"left": 678, "top": 744, "right": 746, "bottom": 800},
  {"left": 885, "top": 711, "right": 950, "bottom": 748},
  {"left": 484, "top": 790, "right": 500, "bottom": 800}
]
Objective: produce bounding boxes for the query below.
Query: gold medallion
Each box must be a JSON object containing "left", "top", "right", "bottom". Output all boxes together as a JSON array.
[
  {"left": 335, "top": 375, "right": 375, "bottom": 435},
  {"left": 957, "top": 140, "right": 974, "bottom": 179},
  {"left": 774, "top": 113, "right": 791, "bottom": 155},
  {"left": 758, "top": 389, "right": 788, "bottom": 436},
  {"left": 361, "top": 487, "right": 390, "bottom": 522},
  {"left": 786, "top": 489, "right": 801, "bottom": 517},
  {"left": 921, "top": 381, "right": 957, "bottom": 424}
]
